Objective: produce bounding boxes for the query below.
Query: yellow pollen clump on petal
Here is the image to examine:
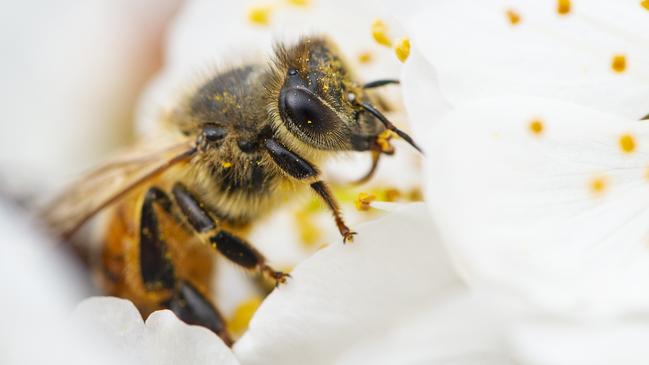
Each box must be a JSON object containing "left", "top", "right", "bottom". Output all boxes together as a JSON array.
[
  {"left": 358, "top": 51, "right": 373, "bottom": 64},
  {"left": 506, "top": 9, "right": 522, "bottom": 25},
  {"left": 286, "top": 0, "right": 309, "bottom": 6},
  {"left": 557, "top": 0, "right": 571, "bottom": 15},
  {"left": 642, "top": 0, "right": 649, "bottom": 10},
  {"left": 529, "top": 119, "right": 544, "bottom": 136},
  {"left": 248, "top": 5, "right": 272, "bottom": 26},
  {"left": 228, "top": 297, "right": 262, "bottom": 335},
  {"left": 371, "top": 19, "right": 392, "bottom": 47},
  {"left": 589, "top": 176, "right": 607, "bottom": 196},
  {"left": 354, "top": 192, "right": 376, "bottom": 211},
  {"left": 394, "top": 37, "right": 411, "bottom": 62},
  {"left": 611, "top": 54, "right": 627, "bottom": 73},
  {"left": 221, "top": 161, "right": 233, "bottom": 168},
  {"left": 619, "top": 134, "right": 636, "bottom": 153}
]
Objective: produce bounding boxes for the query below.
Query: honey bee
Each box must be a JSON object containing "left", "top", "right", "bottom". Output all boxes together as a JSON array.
[{"left": 43, "top": 36, "right": 421, "bottom": 345}]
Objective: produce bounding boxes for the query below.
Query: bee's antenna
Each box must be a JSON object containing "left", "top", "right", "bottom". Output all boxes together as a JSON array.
[
  {"left": 360, "top": 102, "right": 423, "bottom": 154},
  {"left": 363, "top": 79, "right": 400, "bottom": 89}
]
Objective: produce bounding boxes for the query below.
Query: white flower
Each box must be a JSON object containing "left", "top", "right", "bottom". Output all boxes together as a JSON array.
[
  {"left": 402, "top": 0, "right": 649, "bottom": 317},
  {"left": 7, "top": 0, "right": 649, "bottom": 364}
]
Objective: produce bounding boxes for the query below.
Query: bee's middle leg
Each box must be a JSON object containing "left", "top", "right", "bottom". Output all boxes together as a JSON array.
[
  {"left": 139, "top": 187, "right": 232, "bottom": 345},
  {"left": 171, "top": 183, "right": 290, "bottom": 286}
]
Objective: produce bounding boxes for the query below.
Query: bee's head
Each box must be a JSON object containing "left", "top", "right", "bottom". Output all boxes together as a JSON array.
[{"left": 268, "top": 37, "right": 385, "bottom": 152}]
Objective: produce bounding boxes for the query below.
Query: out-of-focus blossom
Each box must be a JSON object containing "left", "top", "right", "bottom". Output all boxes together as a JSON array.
[{"left": 0, "top": 0, "right": 181, "bottom": 195}]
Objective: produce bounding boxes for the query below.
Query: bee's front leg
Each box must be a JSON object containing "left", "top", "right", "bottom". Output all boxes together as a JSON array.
[
  {"left": 171, "top": 183, "right": 290, "bottom": 286},
  {"left": 263, "top": 138, "right": 356, "bottom": 243},
  {"left": 139, "top": 187, "right": 232, "bottom": 345}
]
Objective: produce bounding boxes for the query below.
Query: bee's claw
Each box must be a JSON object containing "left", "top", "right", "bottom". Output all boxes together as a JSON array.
[
  {"left": 343, "top": 231, "right": 357, "bottom": 244},
  {"left": 263, "top": 266, "right": 291, "bottom": 287}
]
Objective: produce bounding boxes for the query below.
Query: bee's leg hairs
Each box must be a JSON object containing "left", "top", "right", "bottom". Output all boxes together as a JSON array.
[{"left": 171, "top": 183, "right": 291, "bottom": 287}]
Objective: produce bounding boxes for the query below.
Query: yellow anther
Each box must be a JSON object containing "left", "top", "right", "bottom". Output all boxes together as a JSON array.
[
  {"left": 221, "top": 161, "right": 233, "bottom": 168},
  {"left": 371, "top": 19, "right": 392, "bottom": 47},
  {"left": 394, "top": 37, "right": 411, "bottom": 63},
  {"left": 589, "top": 176, "right": 607, "bottom": 196},
  {"left": 557, "top": 0, "right": 571, "bottom": 15},
  {"left": 354, "top": 192, "right": 376, "bottom": 211},
  {"left": 529, "top": 119, "right": 544, "bottom": 136},
  {"left": 358, "top": 51, "right": 373, "bottom": 64},
  {"left": 228, "top": 297, "right": 262, "bottom": 336},
  {"left": 642, "top": 0, "right": 649, "bottom": 10},
  {"left": 248, "top": 5, "right": 272, "bottom": 26},
  {"left": 611, "top": 54, "right": 627, "bottom": 73},
  {"left": 506, "top": 9, "right": 521, "bottom": 25},
  {"left": 286, "top": 0, "right": 309, "bottom": 6},
  {"left": 619, "top": 134, "right": 636, "bottom": 153}
]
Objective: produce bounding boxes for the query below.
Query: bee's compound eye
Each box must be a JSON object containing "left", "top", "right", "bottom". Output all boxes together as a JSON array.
[
  {"left": 203, "top": 124, "right": 227, "bottom": 142},
  {"left": 283, "top": 88, "right": 338, "bottom": 135}
]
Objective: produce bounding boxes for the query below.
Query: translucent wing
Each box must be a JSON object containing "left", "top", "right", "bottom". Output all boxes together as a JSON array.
[{"left": 42, "top": 139, "right": 197, "bottom": 238}]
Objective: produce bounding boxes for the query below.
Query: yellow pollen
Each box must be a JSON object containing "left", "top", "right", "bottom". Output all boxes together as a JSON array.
[
  {"left": 371, "top": 19, "right": 392, "bottom": 47},
  {"left": 228, "top": 297, "right": 262, "bottom": 336},
  {"left": 376, "top": 129, "right": 396, "bottom": 153},
  {"left": 286, "top": 0, "right": 309, "bottom": 6},
  {"left": 295, "top": 210, "right": 322, "bottom": 246},
  {"left": 248, "top": 5, "right": 272, "bottom": 26},
  {"left": 611, "top": 54, "right": 627, "bottom": 73},
  {"left": 642, "top": 0, "right": 649, "bottom": 10},
  {"left": 354, "top": 192, "right": 376, "bottom": 211},
  {"left": 394, "top": 38, "right": 411, "bottom": 63},
  {"left": 306, "top": 120, "right": 313, "bottom": 124},
  {"left": 589, "top": 176, "right": 607, "bottom": 195},
  {"left": 358, "top": 51, "right": 373, "bottom": 64},
  {"left": 221, "top": 161, "right": 233, "bottom": 168},
  {"left": 619, "top": 134, "right": 636, "bottom": 153},
  {"left": 382, "top": 188, "right": 401, "bottom": 202},
  {"left": 529, "top": 119, "right": 544, "bottom": 136},
  {"left": 557, "top": 0, "right": 571, "bottom": 15},
  {"left": 506, "top": 9, "right": 521, "bottom": 25}
]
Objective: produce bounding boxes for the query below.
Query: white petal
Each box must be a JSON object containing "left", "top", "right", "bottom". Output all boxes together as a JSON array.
[
  {"left": 74, "top": 296, "right": 239, "bottom": 365},
  {"left": 143, "top": 310, "right": 238, "bottom": 365},
  {"left": 509, "top": 318, "right": 649, "bottom": 365},
  {"left": 401, "top": 48, "right": 453, "bottom": 139},
  {"left": 234, "top": 203, "right": 464, "bottom": 365},
  {"left": 400, "top": 0, "right": 649, "bottom": 119},
  {"left": 336, "top": 291, "right": 515, "bottom": 365},
  {"left": 426, "top": 95, "right": 649, "bottom": 316}
]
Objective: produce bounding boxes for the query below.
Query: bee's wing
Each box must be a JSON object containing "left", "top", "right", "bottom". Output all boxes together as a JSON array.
[{"left": 42, "top": 140, "right": 197, "bottom": 238}]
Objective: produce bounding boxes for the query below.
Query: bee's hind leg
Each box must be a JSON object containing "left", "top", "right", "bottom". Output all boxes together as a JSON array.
[
  {"left": 139, "top": 187, "right": 232, "bottom": 345},
  {"left": 171, "top": 183, "right": 291, "bottom": 287}
]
